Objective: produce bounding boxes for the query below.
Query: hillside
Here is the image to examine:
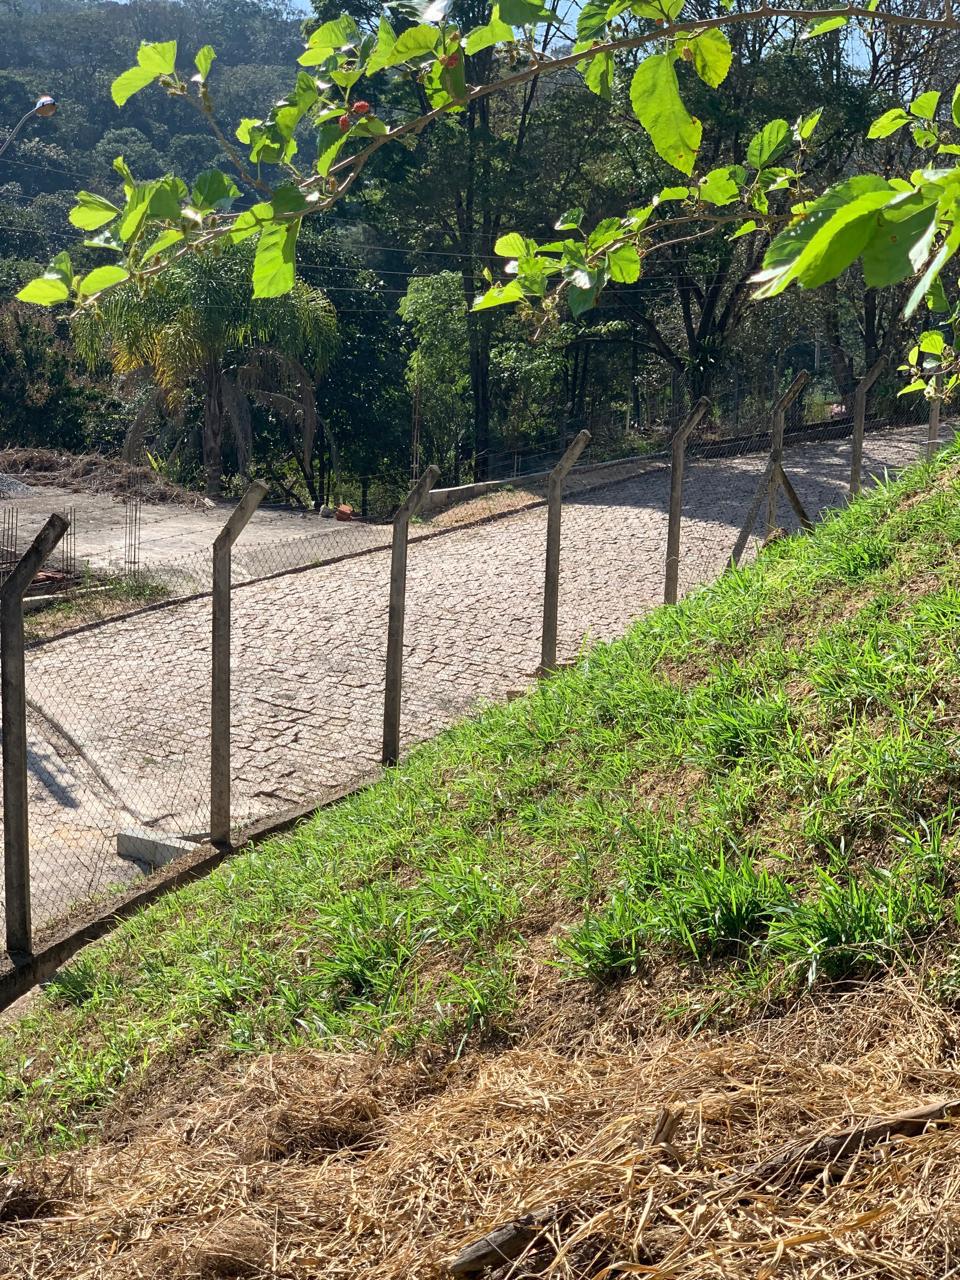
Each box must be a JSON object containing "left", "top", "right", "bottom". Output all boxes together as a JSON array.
[{"left": 3, "top": 446, "right": 960, "bottom": 1277}]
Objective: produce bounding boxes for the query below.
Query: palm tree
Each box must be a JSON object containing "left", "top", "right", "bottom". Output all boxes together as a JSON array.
[{"left": 73, "top": 245, "right": 338, "bottom": 497}]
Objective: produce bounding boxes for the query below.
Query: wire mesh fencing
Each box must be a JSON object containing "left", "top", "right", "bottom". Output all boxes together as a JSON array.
[{"left": 0, "top": 382, "right": 956, "bottom": 963}]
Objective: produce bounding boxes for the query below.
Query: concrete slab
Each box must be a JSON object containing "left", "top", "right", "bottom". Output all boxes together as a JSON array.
[{"left": 117, "top": 827, "right": 200, "bottom": 869}]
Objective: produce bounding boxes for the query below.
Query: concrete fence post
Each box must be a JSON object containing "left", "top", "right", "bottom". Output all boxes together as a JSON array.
[
  {"left": 539, "top": 430, "right": 591, "bottom": 674},
  {"left": 1, "top": 513, "right": 68, "bottom": 958},
  {"left": 210, "top": 481, "right": 268, "bottom": 849},
  {"left": 663, "top": 398, "right": 709, "bottom": 606},
  {"left": 850, "top": 357, "right": 886, "bottom": 496},
  {"left": 382, "top": 464, "right": 441, "bottom": 767},
  {"left": 927, "top": 378, "right": 942, "bottom": 462},
  {"left": 766, "top": 370, "right": 810, "bottom": 534}
]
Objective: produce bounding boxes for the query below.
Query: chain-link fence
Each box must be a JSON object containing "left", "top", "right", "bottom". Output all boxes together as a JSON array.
[{"left": 0, "top": 373, "right": 952, "bottom": 966}]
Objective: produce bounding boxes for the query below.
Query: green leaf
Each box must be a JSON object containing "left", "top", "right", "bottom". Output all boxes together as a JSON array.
[
  {"left": 364, "top": 17, "right": 398, "bottom": 74},
  {"left": 928, "top": 273, "right": 950, "bottom": 312},
  {"left": 802, "top": 15, "right": 847, "bottom": 38},
  {"left": 111, "top": 66, "right": 157, "bottom": 107},
  {"left": 16, "top": 275, "right": 70, "bottom": 305},
  {"left": 866, "top": 108, "right": 911, "bottom": 140},
  {"left": 689, "top": 28, "right": 731, "bottom": 89},
  {"left": 140, "top": 228, "right": 184, "bottom": 261},
  {"left": 495, "top": 232, "right": 528, "bottom": 256},
  {"left": 316, "top": 120, "right": 351, "bottom": 176},
  {"left": 729, "top": 219, "right": 758, "bottom": 240},
  {"left": 472, "top": 280, "right": 525, "bottom": 310},
  {"left": 746, "top": 119, "right": 790, "bottom": 169},
  {"left": 910, "top": 90, "right": 940, "bottom": 121},
  {"left": 555, "top": 207, "right": 584, "bottom": 230},
  {"left": 905, "top": 224, "right": 960, "bottom": 318},
  {"left": 630, "top": 54, "right": 702, "bottom": 177},
  {"left": 77, "top": 265, "right": 129, "bottom": 297},
  {"left": 296, "top": 46, "right": 335, "bottom": 66},
  {"left": 607, "top": 244, "right": 640, "bottom": 283},
  {"left": 582, "top": 50, "right": 614, "bottom": 101},
  {"left": 796, "top": 108, "right": 822, "bottom": 141},
  {"left": 191, "top": 169, "right": 240, "bottom": 211},
  {"left": 147, "top": 177, "right": 186, "bottom": 222},
  {"left": 754, "top": 175, "right": 897, "bottom": 297},
  {"left": 111, "top": 40, "right": 177, "bottom": 106},
  {"left": 137, "top": 40, "right": 177, "bottom": 75},
  {"left": 918, "top": 329, "right": 946, "bottom": 355},
  {"left": 68, "top": 190, "right": 120, "bottom": 231},
  {"left": 353, "top": 115, "right": 389, "bottom": 136},
  {"left": 307, "top": 15, "right": 359, "bottom": 49},
  {"left": 500, "top": 0, "right": 548, "bottom": 20},
  {"left": 631, "top": 0, "right": 684, "bottom": 18},
  {"left": 16, "top": 252, "right": 73, "bottom": 305},
  {"left": 654, "top": 185, "right": 689, "bottom": 202},
  {"left": 465, "top": 10, "right": 513, "bottom": 54},
  {"left": 230, "top": 202, "right": 274, "bottom": 243},
  {"left": 253, "top": 219, "right": 300, "bottom": 298},
  {"left": 699, "top": 164, "right": 744, "bottom": 206},
  {"left": 194, "top": 45, "right": 216, "bottom": 82},
  {"left": 568, "top": 280, "right": 600, "bottom": 316},
  {"left": 861, "top": 202, "right": 937, "bottom": 288},
  {"left": 952, "top": 83, "right": 960, "bottom": 128},
  {"left": 118, "top": 182, "right": 157, "bottom": 241},
  {"left": 390, "top": 23, "right": 440, "bottom": 62},
  {"left": 83, "top": 227, "right": 123, "bottom": 253},
  {"left": 577, "top": 0, "right": 609, "bottom": 41}
]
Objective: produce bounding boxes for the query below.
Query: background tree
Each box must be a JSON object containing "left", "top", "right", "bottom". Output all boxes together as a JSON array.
[{"left": 72, "top": 245, "right": 338, "bottom": 495}]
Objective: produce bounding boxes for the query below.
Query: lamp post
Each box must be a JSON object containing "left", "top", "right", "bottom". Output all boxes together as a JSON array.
[{"left": 0, "top": 96, "right": 57, "bottom": 159}]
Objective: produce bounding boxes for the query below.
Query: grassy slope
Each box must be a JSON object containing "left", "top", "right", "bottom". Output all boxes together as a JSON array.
[{"left": 5, "top": 445, "right": 960, "bottom": 1160}]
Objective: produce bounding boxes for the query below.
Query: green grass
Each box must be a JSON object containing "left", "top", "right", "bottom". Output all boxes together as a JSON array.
[
  {"left": 5, "top": 445, "right": 960, "bottom": 1160},
  {"left": 24, "top": 569, "right": 168, "bottom": 642}
]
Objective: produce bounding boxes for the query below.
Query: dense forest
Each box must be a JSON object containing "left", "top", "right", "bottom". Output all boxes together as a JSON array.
[{"left": 0, "top": 0, "right": 948, "bottom": 504}]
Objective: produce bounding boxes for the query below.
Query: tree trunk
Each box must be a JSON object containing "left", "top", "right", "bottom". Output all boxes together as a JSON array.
[
  {"left": 630, "top": 340, "right": 641, "bottom": 426},
  {"left": 316, "top": 437, "right": 325, "bottom": 511},
  {"left": 202, "top": 360, "right": 225, "bottom": 497},
  {"left": 468, "top": 310, "right": 492, "bottom": 481}
]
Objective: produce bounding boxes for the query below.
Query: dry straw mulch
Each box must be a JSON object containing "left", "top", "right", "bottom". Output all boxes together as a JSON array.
[
  {"left": 3, "top": 976, "right": 960, "bottom": 1279},
  {"left": 0, "top": 450, "right": 202, "bottom": 506}
]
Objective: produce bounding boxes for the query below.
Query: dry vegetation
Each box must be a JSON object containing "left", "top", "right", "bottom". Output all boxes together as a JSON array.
[
  {"left": 4, "top": 977, "right": 960, "bottom": 1278},
  {"left": 0, "top": 449, "right": 203, "bottom": 505}
]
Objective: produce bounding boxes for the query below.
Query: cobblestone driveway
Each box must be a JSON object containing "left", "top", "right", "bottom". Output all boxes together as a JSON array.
[{"left": 6, "top": 423, "right": 943, "bottom": 929}]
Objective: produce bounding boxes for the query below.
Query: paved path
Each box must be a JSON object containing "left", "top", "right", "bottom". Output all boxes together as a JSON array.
[
  {"left": 2, "top": 483, "right": 389, "bottom": 588},
  {"left": 2, "top": 423, "right": 944, "bottom": 931}
]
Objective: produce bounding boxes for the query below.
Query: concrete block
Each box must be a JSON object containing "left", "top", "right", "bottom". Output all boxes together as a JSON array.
[{"left": 117, "top": 827, "right": 200, "bottom": 869}]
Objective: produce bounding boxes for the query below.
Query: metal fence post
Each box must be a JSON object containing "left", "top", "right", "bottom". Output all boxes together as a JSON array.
[
  {"left": 210, "top": 481, "right": 268, "bottom": 849},
  {"left": 1, "top": 514, "right": 68, "bottom": 958},
  {"left": 766, "top": 371, "right": 810, "bottom": 534},
  {"left": 927, "top": 377, "right": 942, "bottom": 462},
  {"left": 540, "top": 430, "right": 591, "bottom": 673},
  {"left": 663, "top": 399, "right": 709, "bottom": 606},
  {"left": 850, "top": 357, "right": 886, "bottom": 496},
  {"left": 382, "top": 464, "right": 441, "bottom": 767}
]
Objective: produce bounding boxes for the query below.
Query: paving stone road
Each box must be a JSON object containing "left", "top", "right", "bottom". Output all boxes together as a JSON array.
[{"left": 3, "top": 422, "right": 946, "bottom": 932}]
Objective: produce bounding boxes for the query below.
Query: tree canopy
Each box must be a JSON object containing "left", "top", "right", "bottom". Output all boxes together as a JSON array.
[{"left": 4, "top": 0, "right": 959, "bottom": 493}]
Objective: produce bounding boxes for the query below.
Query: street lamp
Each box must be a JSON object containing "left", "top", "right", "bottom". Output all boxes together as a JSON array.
[{"left": 0, "top": 96, "right": 58, "bottom": 159}]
